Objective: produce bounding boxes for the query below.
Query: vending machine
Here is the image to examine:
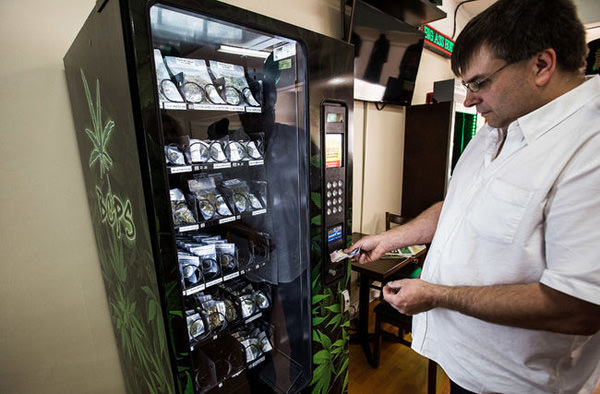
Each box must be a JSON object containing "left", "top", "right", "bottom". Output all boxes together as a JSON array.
[{"left": 63, "top": 0, "right": 353, "bottom": 393}]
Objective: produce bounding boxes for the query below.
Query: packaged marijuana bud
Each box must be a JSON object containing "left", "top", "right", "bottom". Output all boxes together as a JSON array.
[
  {"left": 164, "top": 56, "right": 226, "bottom": 105},
  {"left": 165, "top": 144, "right": 186, "bottom": 165},
  {"left": 241, "top": 337, "right": 262, "bottom": 362},
  {"left": 186, "top": 309, "right": 206, "bottom": 340},
  {"left": 189, "top": 139, "right": 210, "bottom": 163},
  {"left": 239, "top": 294, "right": 257, "bottom": 318},
  {"left": 179, "top": 253, "right": 202, "bottom": 287},
  {"left": 216, "top": 243, "right": 238, "bottom": 271},
  {"left": 245, "top": 140, "right": 263, "bottom": 160},
  {"left": 208, "top": 140, "right": 227, "bottom": 162},
  {"left": 220, "top": 179, "right": 263, "bottom": 214},
  {"left": 170, "top": 188, "right": 196, "bottom": 226},
  {"left": 201, "top": 258, "right": 220, "bottom": 280},
  {"left": 258, "top": 330, "right": 272, "bottom": 353},
  {"left": 188, "top": 176, "right": 233, "bottom": 221},
  {"left": 182, "top": 81, "right": 205, "bottom": 104},
  {"left": 154, "top": 49, "right": 184, "bottom": 104},
  {"left": 225, "top": 140, "right": 247, "bottom": 162},
  {"left": 208, "top": 60, "right": 260, "bottom": 107},
  {"left": 190, "top": 244, "right": 220, "bottom": 280},
  {"left": 223, "top": 298, "right": 237, "bottom": 323},
  {"left": 254, "top": 290, "right": 270, "bottom": 310},
  {"left": 202, "top": 299, "right": 227, "bottom": 331}
]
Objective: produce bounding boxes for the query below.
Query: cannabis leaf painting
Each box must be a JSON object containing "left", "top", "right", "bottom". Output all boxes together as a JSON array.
[
  {"left": 78, "top": 70, "right": 176, "bottom": 393},
  {"left": 81, "top": 69, "right": 114, "bottom": 179}
]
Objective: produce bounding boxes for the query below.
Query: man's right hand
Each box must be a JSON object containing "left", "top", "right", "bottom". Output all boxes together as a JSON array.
[{"left": 344, "top": 233, "right": 391, "bottom": 264}]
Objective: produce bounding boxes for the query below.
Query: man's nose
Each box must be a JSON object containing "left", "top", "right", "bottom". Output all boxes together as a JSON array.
[{"left": 463, "top": 89, "right": 479, "bottom": 107}]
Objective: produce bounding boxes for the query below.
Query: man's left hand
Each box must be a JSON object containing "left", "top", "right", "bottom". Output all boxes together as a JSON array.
[{"left": 383, "top": 278, "right": 441, "bottom": 315}]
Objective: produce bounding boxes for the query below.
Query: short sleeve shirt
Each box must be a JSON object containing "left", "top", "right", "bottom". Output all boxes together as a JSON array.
[{"left": 411, "top": 76, "right": 600, "bottom": 393}]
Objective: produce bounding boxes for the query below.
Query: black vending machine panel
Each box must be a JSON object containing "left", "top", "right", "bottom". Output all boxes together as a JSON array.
[{"left": 322, "top": 101, "right": 349, "bottom": 286}]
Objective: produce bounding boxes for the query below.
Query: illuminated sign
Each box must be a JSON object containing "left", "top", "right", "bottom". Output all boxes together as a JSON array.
[{"left": 422, "top": 24, "right": 454, "bottom": 57}]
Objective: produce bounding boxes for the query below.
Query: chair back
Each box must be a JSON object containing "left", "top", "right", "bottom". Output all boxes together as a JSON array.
[{"left": 385, "top": 212, "right": 412, "bottom": 230}]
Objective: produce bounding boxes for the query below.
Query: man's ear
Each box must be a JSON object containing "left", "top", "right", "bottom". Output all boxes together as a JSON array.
[{"left": 532, "top": 48, "right": 556, "bottom": 87}]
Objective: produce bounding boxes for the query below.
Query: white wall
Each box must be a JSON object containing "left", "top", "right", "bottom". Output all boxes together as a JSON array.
[
  {"left": 0, "top": 0, "right": 341, "bottom": 393},
  {"left": 0, "top": 0, "right": 126, "bottom": 392}
]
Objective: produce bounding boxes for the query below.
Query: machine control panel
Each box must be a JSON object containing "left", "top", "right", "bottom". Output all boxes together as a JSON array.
[{"left": 322, "top": 101, "right": 349, "bottom": 286}]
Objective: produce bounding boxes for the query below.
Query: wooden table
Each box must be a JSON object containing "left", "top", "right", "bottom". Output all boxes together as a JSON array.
[{"left": 350, "top": 232, "right": 424, "bottom": 366}]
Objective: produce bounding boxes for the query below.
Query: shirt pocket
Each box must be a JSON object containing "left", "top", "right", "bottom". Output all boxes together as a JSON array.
[{"left": 467, "top": 178, "right": 533, "bottom": 243}]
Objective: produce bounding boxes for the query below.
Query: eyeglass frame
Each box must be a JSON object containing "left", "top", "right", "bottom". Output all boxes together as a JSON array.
[{"left": 461, "top": 62, "right": 511, "bottom": 93}]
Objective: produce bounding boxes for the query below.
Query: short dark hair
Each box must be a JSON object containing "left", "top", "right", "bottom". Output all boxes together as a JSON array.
[{"left": 451, "top": 0, "right": 587, "bottom": 77}]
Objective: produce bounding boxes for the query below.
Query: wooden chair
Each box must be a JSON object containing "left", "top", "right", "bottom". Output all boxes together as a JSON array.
[
  {"left": 385, "top": 211, "right": 412, "bottom": 230},
  {"left": 373, "top": 212, "right": 436, "bottom": 394}
]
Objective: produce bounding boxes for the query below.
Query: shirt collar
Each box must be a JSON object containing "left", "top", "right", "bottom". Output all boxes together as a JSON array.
[{"left": 515, "top": 75, "right": 600, "bottom": 145}]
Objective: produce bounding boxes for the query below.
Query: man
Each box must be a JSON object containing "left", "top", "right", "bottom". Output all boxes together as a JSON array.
[{"left": 348, "top": 0, "right": 600, "bottom": 392}]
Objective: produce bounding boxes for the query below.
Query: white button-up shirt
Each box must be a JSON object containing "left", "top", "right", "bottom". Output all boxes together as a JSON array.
[{"left": 412, "top": 76, "right": 600, "bottom": 393}]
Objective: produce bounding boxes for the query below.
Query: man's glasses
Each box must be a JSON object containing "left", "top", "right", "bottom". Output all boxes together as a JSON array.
[{"left": 462, "top": 63, "right": 510, "bottom": 93}]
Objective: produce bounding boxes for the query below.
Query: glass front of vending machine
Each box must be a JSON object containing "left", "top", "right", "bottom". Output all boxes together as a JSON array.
[{"left": 150, "top": 4, "right": 312, "bottom": 393}]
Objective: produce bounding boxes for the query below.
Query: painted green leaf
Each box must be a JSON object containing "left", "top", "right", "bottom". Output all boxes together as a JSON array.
[
  {"left": 319, "top": 330, "right": 332, "bottom": 350},
  {"left": 311, "top": 192, "right": 322, "bottom": 209},
  {"left": 332, "top": 339, "right": 344, "bottom": 347},
  {"left": 312, "top": 329, "right": 322, "bottom": 343},
  {"left": 312, "top": 316, "right": 327, "bottom": 326},
  {"left": 312, "top": 273, "right": 321, "bottom": 289},
  {"left": 336, "top": 356, "right": 349, "bottom": 379},
  {"left": 324, "top": 304, "right": 341, "bottom": 313},
  {"left": 312, "top": 362, "right": 332, "bottom": 394},
  {"left": 313, "top": 349, "right": 331, "bottom": 364},
  {"left": 88, "top": 146, "right": 101, "bottom": 167},
  {"left": 312, "top": 294, "right": 329, "bottom": 305},
  {"left": 326, "top": 313, "right": 342, "bottom": 329},
  {"left": 80, "top": 70, "right": 114, "bottom": 179}
]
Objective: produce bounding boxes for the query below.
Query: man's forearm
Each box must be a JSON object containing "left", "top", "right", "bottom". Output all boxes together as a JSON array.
[
  {"left": 386, "top": 201, "right": 443, "bottom": 249},
  {"left": 432, "top": 282, "right": 600, "bottom": 335}
]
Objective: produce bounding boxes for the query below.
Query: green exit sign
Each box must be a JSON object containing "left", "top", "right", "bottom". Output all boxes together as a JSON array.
[{"left": 422, "top": 24, "right": 454, "bottom": 57}]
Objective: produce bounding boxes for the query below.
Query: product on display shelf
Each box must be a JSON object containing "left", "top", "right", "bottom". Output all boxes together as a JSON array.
[
  {"left": 244, "top": 139, "right": 263, "bottom": 160},
  {"left": 208, "top": 60, "right": 261, "bottom": 107},
  {"left": 179, "top": 252, "right": 202, "bottom": 288},
  {"left": 164, "top": 144, "right": 186, "bottom": 165},
  {"left": 225, "top": 140, "right": 247, "bottom": 162},
  {"left": 164, "top": 56, "right": 226, "bottom": 105},
  {"left": 153, "top": 49, "right": 184, "bottom": 104},
  {"left": 208, "top": 140, "right": 228, "bottom": 163},
  {"left": 189, "top": 139, "right": 210, "bottom": 163},
  {"left": 186, "top": 309, "right": 207, "bottom": 341},
  {"left": 188, "top": 176, "right": 233, "bottom": 221},
  {"left": 170, "top": 188, "right": 196, "bottom": 226},
  {"left": 190, "top": 243, "right": 221, "bottom": 281},
  {"left": 231, "top": 323, "right": 272, "bottom": 363},
  {"left": 220, "top": 178, "right": 264, "bottom": 214}
]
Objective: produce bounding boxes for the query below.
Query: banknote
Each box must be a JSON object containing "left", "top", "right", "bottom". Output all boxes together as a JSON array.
[{"left": 329, "top": 247, "right": 361, "bottom": 263}]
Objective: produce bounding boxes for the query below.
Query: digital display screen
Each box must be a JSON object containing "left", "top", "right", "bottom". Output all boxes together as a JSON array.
[
  {"left": 325, "top": 134, "right": 343, "bottom": 168},
  {"left": 327, "top": 113, "right": 344, "bottom": 123}
]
